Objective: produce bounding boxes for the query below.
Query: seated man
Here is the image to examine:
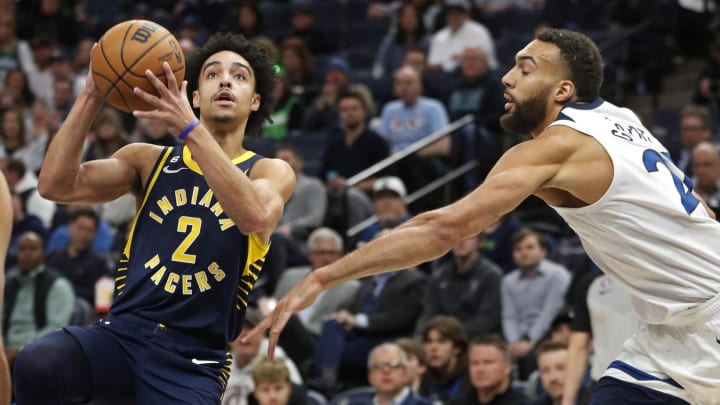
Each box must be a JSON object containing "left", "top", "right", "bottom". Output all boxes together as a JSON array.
[
  {"left": 345, "top": 343, "right": 432, "bottom": 405},
  {"left": 530, "top": 340, "right": 588, "bottom": 405},
  {"left": 3, "top": 231, "right": 75, "bottom": 369},
  {"left": 448, "top": 335, "right": 528, "bottom": 405}
]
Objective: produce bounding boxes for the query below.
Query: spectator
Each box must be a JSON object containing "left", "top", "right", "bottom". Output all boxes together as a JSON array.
[
  {"left": 3, "top": 231, "right": 75, "bottom": 370},
  {"left": 0, "top": 107, "right": 33, "bottom": 168},
  {"left": 360, "top": 176, "right": 411, "bottom": 243},
  {"left": 446, "top": 47, "right": 505, "bottom": 133},
  {"left": 448, "top": 335, "right": 528, "bottom": 405},
  {"left": 482, "top": 215, "right": 524, "bottom": 273},
  {"left": 415, "top": 234, "right": 503, "bottom": 338},
  {"left": 396, "top": 337, "right": 429, "bottom": 394},
  {"left": 309, "top": 262, "right": 426, "bottom": 392},
  {"left": 24, "top": 0, "right": 77, "bottom": 50},
  {"left": 302, "top": 57, "right": 352, "bottom": 133},
  {"left": 275, "top": 144, "right": 328, "bottom": 241},
  {"left": 249, "top": 357, "right": 307, "bottom": 405},
  {"left": 279, "top": 37, "right": 320, "bottom": 103},
  {"left": 290, "top": 1, "right": 338, "bottom": 55},
  {"left": 0, "top": 13, "right": 25, "bottom": 85},
  {"left": 320, "top": 90, "right": 390, "bottom": 195},
  {"left": 224, "top": 308, "right": 304, "bottom": 405},
  {"left": 83, "top": 107, "right": 129, "bottom": 161},
  {"left": 52, "top": 76, "right": 74, "bottom": 123},
  {"left": 2, "top": 68, "right": 35, "bottom": 108},
  {"left": 273, "top": 227, "right": 360, "bottom": 337},
  {"left": 671, "top": 104, "right": 715, "bottom": 176},
  {"left": 133, "top": 117, "right": 182, "bottom": 147},
  {"left": 2, "top": 158, "right": 56, "bottom": 229},
  {"left": 47, "top": 203, "right": 115, "bottom": 254},
  {"left": 71, "top": 38, "right": 93, "bottom": 97},
  {"left": 234, "top": 1, "right": 263, "bottom": 40},
  {"left": 691, "top": 141, "right": 720, "bottom": 217},
  {"left": 403, "top": 48, "right": 428, "bottom": 75},
  {"left": 427, "top": 0, "right": 498, "bottom": 72},
  {"left": 346, "top": 343, "right": 433, "bottom": 405},
  {"left": 501, "top": 228, "right": 570, "bottom": 380},
  {"left": 378, "top": 66, "right": 449, "bottom": 204},
  {"left": 45, "top": 208, "right": 111, "bottom": 305},
  {"left": 373, "top": 2, "right": 430, "bottom": 79},
  {"left": 419, "top": 315, "right": 469, "bottom": 402},
  {"left": 6, "top": 193, "right": 47, "bottom": 269},
  {"left": 693, "top": 31, "right": 720, "bottom": 106}
]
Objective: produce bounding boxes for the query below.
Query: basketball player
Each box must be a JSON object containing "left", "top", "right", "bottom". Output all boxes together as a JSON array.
[
  {"left": 0, "top": 173, "right": 13, "bottom": 405},
  {"left": 251, "top": 29, "right": 720, "bottom": 405},
  {"left": 13, "top": 33, "right": 295, "bottom": 404}
]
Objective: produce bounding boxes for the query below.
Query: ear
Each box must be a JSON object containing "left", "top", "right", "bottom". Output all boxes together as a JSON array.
[
  {"left": 555, "top": 79, "right": 575, "bottom": 103},
  {"left": 251, "top": 93, "right": 261, "bottom": 112},
  {"left": 192, "top": 90, "right": 199, "bottom": 109}
]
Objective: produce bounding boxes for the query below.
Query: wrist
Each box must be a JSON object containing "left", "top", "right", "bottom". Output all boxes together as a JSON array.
[{"left": 178, "top": 118, "right": 200, "bottom": 140}]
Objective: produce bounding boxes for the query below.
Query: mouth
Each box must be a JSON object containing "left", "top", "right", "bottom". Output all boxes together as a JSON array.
[
  {"left": 214, "top": 91, "right": 235, "bottom": 105},
  {"left": 504, "top": 92, "right": 514, "bottom": 111}
]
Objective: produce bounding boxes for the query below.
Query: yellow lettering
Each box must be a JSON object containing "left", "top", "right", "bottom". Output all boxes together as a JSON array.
[
  {"left": 175, "top": 189, "right": 187, "bottom": 206},
  {"left": 219, "top": 218, "right": 235, "bottom": 231},
  {"left": 198, "top": 189, "right": 213, "bottom": 207},
  {"left": 150, "top": 266, "right": 167, "bottom": 285},
  {"left": 164, "top": 272, "right": 179, "bottom": 293},
  {"left": 210, "top": 202, "right": 224, "bottom": 217},
  {"left": 208, "top": 262, "right": 225, "bottom": 282},
  {"left": 191, "top": 186, "right": 199, "bottom": 204},
  {"left": 145, "top": 254, "right": 160, "bottom": 270},
  {"left": 157, "top": 196, "right": 174, "bottom": 215},
  {"left": 194, "top": 271, "right": 211, "bottom": 292},
  {"left": 149, "top": 211, "right": 164, "bottom": 224},
  {"left": 182, "top": 274, "right": 192, "bottom": 295}
]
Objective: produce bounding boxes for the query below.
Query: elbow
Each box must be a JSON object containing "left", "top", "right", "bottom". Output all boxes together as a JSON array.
[
  {"left": 37, "top": 176, "right": 59, "bottom": 201},
  {"left": 235, "top": 210, "right": 274, "bottom": 236},
  {"left": 424, "top": 211, "right": 464, "bottom": 253}
]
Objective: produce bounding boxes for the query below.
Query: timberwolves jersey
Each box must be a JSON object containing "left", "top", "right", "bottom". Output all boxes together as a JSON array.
[
  {"left": 549, "top": 98, "right": 720, "bottom": 324},
  {"left": 111, "top": 146, "right": 268, "bottom": 344}
]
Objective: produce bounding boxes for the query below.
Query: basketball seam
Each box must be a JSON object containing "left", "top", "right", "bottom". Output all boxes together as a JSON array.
[
  {"left": 98, "top": 38, "right": 133, "bottom": 111},
  {"left": 120, "top": 24, "right": 180, "bottom": 80}
]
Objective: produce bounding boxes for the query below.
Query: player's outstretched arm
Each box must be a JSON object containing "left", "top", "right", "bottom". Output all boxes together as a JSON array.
[
  {"left": 0, "top": 176, "right": 13, "bottom": 405},
  {"left": 250, "top": 128, "right": 577, "bottom": 358},
  {"left": 562, "top": 331, "right": 591, "bottom": 405},
  {"left": 38, "top": 48, "right": 149, "bottom": 205}
]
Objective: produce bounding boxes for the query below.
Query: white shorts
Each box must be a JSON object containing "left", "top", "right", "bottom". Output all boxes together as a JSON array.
[{"left": 603, "top": 295, "right": 720, "bottom": 404}]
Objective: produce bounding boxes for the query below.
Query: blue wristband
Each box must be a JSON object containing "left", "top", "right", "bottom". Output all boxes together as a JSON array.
[{"left": 178, "top": 119, "right": 200, "bottom": 140}]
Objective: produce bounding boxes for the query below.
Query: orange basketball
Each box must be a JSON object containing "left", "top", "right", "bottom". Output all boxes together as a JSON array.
[{"left": 91, "top": 20, "right": 185, "bottom": 112}]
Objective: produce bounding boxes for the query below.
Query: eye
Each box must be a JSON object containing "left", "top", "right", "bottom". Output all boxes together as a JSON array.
[
  {"left": 234, "top": 73, "right": 246, "bottom": 81},
  {"left": 206, "top": 71, "right": 217, "bottom": 79}
]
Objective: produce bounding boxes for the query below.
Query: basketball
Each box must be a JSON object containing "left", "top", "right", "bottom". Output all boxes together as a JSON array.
[{"left": 91, "top": 20, "right": 186, "bottom": 112}]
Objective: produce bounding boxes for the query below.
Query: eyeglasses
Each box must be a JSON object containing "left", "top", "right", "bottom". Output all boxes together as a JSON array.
[{"left": 369, "top": 360, "right": 406, "bottom": 371}]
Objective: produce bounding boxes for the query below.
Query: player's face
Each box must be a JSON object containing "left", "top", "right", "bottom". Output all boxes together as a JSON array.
[
  {"left": 469, "top": 344, "right": 511, "bottom": 391},
  {"left": 253, "top": 379, "right": 291, "bottom": 405},
  {"left": 424, "top": 329, "right": 459, "bottom": 369},
  {"left": 368, "top": 349, "right": 408, "bottom": 396},
  {"left": 500, "top": 40, "right": 566, "bottom": 135},
  {"left": 538, "top": 349, "right": 566, "bottom": 400},
  {"left": 193, "top": 51, "right": 260, "bottom": 127}
]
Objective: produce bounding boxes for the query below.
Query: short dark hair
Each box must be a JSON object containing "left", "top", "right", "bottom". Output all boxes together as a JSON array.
[
  {"left": 69, "top": 208, "right": 100, "bottom": 228},
  {"left": 5, "top": 158, "right": 26, "bottom": 177},
  {"left": 536, "top": 339, "right": 568, "bottom": 357},
  {"left": 511, "top": 227, "right": 546, "bottom": 249},
  {"left": 469, "top": 335, "right": 511, "bottom": 362},
  {"left": 536, "top": 29, "right": 603, "bottom": 102},
  {"left": 396, "top": 337, "right": 428, "bottom": 366},
  {"left": 337, "top": 90, "right": 367, "bottom": 112},
  {"left": 681, "top": 104, "right": 711, "bottom": 129},
  {"left": 186, "top": 32, "right": 277, "bottom": 137}
]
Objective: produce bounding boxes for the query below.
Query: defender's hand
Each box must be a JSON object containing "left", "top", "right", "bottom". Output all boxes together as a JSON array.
[{"left": 243, "top": 271, "right": 324, "bottom": 360}]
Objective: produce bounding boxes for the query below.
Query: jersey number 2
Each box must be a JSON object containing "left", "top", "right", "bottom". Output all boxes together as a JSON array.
[
  {"left": 172, "top": 216, "right": 201, "bottom": 264},
  {"left": 642, "top": 149, "right": 699, "bottom": 214}
]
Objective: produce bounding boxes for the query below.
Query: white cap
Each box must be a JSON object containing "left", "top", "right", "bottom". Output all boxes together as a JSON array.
[{"left": 373, "top": 176, "right": 407, "bottom": 198}]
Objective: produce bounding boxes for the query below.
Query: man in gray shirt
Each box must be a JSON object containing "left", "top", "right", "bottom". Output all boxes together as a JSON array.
[{"left": 501, "top": 228, "right": 570, "bottom": 379}]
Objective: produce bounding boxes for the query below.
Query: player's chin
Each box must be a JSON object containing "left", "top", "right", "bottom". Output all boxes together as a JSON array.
[{"left": 210, "top": 112, "right": 236, "bottom": 124}]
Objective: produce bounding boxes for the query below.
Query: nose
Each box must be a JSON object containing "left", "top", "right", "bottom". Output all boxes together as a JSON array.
[
  {"left": 501, "top": 70, "right": 513, "bottom": 89},
  {"left": 219, "top": 72, "right": 232, "bottom": 88}
]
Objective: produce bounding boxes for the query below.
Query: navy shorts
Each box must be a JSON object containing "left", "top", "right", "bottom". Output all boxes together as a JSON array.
[
  {"left": 591, "top": 377, "right": 691, "bottom": 405},
  {"left": 65, "top": 313, "right": 232, "bottom": 404}
]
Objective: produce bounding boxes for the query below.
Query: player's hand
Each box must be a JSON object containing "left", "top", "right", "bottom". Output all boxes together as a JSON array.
[
  {"left": 132, "top": 61, "right": 197, "bottom": 136},
  {"left": 243, "top": 270, "right": 324, "bottom": 360},
  {"left": 82, "top": 43, "right": 102, "bottom": 100}
]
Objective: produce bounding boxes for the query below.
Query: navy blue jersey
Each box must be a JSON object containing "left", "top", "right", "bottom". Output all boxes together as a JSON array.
[{"left": 111, "top": 146, "right": 268, "bottom": 344}]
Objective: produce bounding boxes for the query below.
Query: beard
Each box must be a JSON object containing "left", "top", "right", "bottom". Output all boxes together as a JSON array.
[
  {"left": 211, "top": 113, "right": 235, "bottom": 124},
  {"left": 500, "top": 88, "right": 551, "bottom": 135}
]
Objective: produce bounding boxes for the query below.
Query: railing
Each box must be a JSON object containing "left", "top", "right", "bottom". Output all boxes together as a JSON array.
[{"left": 345, "top": 114, "right": 476, "bottom": 237}]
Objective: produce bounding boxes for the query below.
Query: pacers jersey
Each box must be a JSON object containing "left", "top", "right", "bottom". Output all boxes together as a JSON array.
[
  {"left": 110, "top": 146, "right": 269, "bottom": 344},
  {"left": 548, "top": 98, "right": 720, "bottom": 324}
]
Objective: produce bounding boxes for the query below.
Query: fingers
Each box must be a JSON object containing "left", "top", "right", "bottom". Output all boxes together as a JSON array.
[
  {"left": 163, "top": 62, "right": 179, "bottom": 92},
  {"left": 133, "top": 86, "right": 162, "bottom": 108}
]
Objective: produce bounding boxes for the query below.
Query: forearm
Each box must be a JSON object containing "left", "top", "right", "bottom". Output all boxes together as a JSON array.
[
  {"left": 183, "top": 128, "right": 278, "bottom": 234},
  {"left": 315, "top": 211, "right": 459, "bottom": 289},
  {"left": 38, "top": 91, "right": 103, "bottom": 200},
  {"left": 563, "top": 332, "right": 591, "bottom": 404}
]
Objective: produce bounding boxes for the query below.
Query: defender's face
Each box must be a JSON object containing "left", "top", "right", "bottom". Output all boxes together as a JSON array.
[
  {"left": 193, "top": 51, "right": 260, "bottom": 126},
  {"left": 500, "top": 40, "right": 564, "bottom": 134}
]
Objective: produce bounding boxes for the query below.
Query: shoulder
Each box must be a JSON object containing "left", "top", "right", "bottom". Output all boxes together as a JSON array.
[
  {"left": 478, "top": 257, "right": 503, "bottom": 277},
  {"left": 420, "top": 97, "right": 445, "bottom": 110},
  {"left": 250, "top": 158, "right": 296, "bottom": 190}
]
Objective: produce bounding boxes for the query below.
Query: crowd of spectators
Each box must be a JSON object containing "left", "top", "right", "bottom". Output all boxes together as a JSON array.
[{"left": 2, "top": 0, "right": 720, "bottom": 404}]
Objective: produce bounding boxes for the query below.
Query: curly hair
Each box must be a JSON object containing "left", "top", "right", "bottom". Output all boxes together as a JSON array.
[
  {"left": 536, "top": 29, "right": 603, "bottom": 102},
  {"left": 186, "top": 32, "right": 277, "bottom": 137}
]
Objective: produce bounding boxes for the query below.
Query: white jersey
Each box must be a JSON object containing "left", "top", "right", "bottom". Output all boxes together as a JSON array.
[{"left": 549, "top": 98, "right": 720, "bottom": 325}]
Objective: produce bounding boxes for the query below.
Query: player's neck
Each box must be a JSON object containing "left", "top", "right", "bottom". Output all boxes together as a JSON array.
[{"left": 202, "top": 120, "right": 248, "bottom": 157}]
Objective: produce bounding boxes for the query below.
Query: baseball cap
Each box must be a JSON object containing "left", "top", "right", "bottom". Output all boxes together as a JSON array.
[
  {"left": 373, "top": 176, "right": 407, "bottom": 198},
  {"left": 444, "top": 0, "right": 470, "bottom": 11},
  {"left": 327, "top": 57, "right": 351, "bottom": 76}
]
